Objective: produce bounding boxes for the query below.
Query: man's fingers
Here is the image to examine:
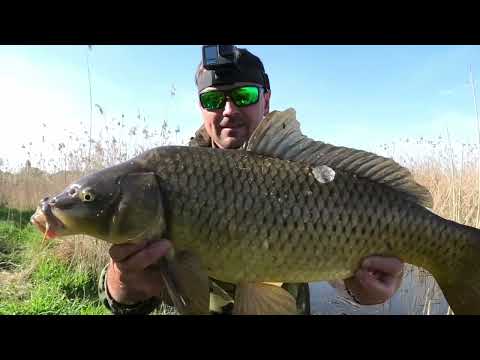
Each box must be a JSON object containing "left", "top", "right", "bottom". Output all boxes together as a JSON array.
[
  {"left": 361, "top": 256, "right": 404, "bottom": 277},
  {"left": 355, "top": 268, "right": 397, "bottom": 295},
  {"left": 109, "top": 240, "right": 150, "bottom": 262},
  {"left": 115, "top": 240, "right": 172, "bottom": 272}
]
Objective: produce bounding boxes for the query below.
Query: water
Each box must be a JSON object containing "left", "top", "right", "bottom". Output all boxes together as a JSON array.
[{"left": 309, "top": 265, "right": 451, "bottom": 315}]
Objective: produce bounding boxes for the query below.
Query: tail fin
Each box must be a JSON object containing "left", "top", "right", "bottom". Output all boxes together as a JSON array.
[{"left": 436, "top": 224, "right": 480, "bottom": 315}]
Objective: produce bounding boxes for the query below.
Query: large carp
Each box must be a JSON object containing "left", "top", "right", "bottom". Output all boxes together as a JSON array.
[{"left": 31, "top": 109, "right": 480, "bottom": 315}]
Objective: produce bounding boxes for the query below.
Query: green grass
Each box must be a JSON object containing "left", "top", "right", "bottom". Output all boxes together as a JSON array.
[
  {"left": 0, "top": 206, "right": 111, "bottom": 315},
  {"left": 0, "top": 221, "right": 39, "bottom": 271},
  {"left": 0, "top": 207, "right": 35, "bottom": 228},
  {"left": 0, "top": 256, "right": 110, "bottom": 315}
]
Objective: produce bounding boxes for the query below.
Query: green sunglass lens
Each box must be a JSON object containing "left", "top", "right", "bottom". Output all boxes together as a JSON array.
[
  {"left": 200, "top": 86, "right": 260, "bottom": 110},
  {"left": 231, "top": 86, "right": 259, "bottom": 107},
  {"left": 200, "top": 91, "right": 225, "bottom": 110}
]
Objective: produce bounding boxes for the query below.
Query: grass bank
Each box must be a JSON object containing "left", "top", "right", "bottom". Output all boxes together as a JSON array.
[{"left": 0, "top": 214, "right": 110, "bottom": 315}]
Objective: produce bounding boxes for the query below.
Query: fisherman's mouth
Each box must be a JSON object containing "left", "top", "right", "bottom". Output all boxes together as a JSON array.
[
  {"left": 221, "top": 127, "right": 239, "bottom": 135},
  {"left": 220, "top": 125, "right": 247, "bottom": 137}
]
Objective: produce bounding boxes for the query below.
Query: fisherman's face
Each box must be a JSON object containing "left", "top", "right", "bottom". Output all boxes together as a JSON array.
[{"left": 199, "top": 81, "right": 271, "bottom": 149}]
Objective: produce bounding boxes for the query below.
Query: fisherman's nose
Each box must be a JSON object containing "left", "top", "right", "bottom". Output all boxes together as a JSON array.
[{"left": 223, "top": 98, "right": 239, "bottom": 116}]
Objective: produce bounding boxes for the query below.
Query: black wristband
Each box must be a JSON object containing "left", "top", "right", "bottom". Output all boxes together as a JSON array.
[
  {"left": 345, "top": 284, "right": 362, "bottom": 305},
  {"left": 98, "top": 263, "right": 159, "bottom": 315}
]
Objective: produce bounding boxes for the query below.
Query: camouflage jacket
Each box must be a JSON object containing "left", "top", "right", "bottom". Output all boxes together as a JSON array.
[{"left": 98, "top": 125, "right": 311, "bottom": 315}]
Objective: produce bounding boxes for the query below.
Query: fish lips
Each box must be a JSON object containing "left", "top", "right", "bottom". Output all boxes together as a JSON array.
[{"left": 30, "top": 203, "right": 66, "bottom": 239}]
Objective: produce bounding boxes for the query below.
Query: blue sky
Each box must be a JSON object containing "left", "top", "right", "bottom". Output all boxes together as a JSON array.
[{"left": 1, "top": 45, "right": 479, "bottom": 170}]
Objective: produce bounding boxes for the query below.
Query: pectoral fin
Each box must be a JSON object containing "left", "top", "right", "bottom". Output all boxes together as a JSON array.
[
  {"left": 209, "top": 281, "right": 234, "bottom": 312},
  {"left": 156, "top": 250, "right": 210, "bottom": 315},
  {"left": 233, "top": 283, "right": 298, "bottom": 315},
  {"left": 109, "top": 172, "right": 166, "bottom": 244}
]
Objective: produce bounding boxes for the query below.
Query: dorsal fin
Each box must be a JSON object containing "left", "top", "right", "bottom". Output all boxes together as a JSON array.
[{"left": 246, "top": 108, "right": 433, "bottom": 208}]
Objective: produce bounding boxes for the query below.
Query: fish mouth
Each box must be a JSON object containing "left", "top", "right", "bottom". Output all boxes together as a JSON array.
[{"left": 30, "top": 203, "right": 66, "bottom": 240}]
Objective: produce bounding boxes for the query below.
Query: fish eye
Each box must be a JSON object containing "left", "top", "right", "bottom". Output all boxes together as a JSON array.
[{"left": 80, "top": 188, "right": 95, "bottom": 202}]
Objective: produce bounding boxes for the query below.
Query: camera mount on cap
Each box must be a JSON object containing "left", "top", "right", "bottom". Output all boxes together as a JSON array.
[{"left": 202, "top": 45, "right": 240, "bottom": 71}]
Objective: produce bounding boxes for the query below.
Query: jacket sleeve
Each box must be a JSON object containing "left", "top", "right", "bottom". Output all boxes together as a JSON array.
[{"left": 328, "top": 280, "right": 361, "bottom": 304}]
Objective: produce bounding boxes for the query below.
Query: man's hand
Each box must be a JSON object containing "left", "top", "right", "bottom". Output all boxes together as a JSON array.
[
  {"left": 106, "top": 239, "right": 173, "bottom": 305},
  {"left": 344, "top": 256, "right": 404, "bottom": 305}
]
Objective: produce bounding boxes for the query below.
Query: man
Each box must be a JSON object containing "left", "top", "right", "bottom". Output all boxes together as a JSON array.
[{"left": 98, "top": 46, "right": 404, "bottom": 315}]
